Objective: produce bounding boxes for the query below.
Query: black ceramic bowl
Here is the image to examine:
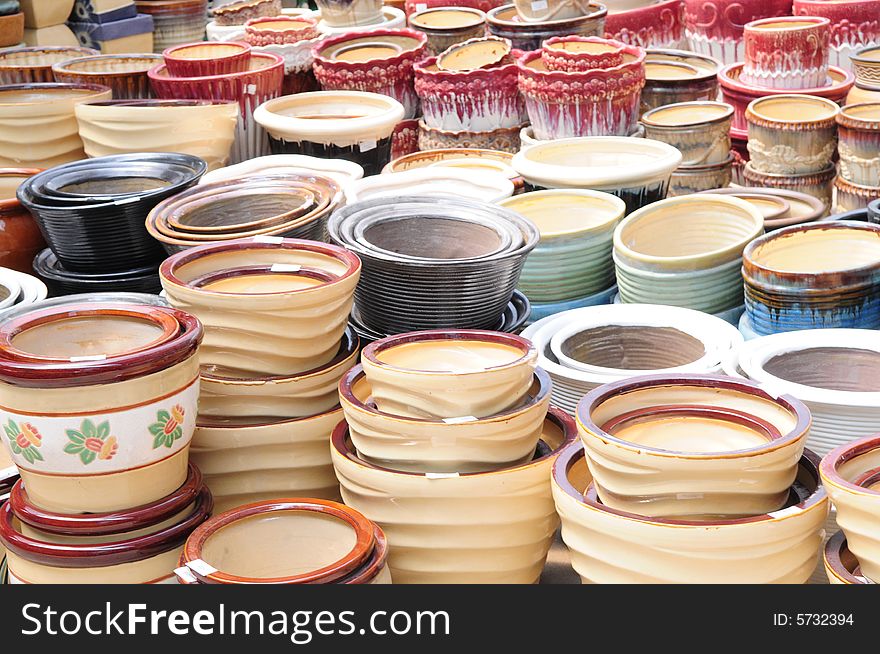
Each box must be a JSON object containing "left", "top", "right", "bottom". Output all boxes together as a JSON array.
[
  {"left": 32, "top": 248, "right": 162, "bottom": 297},
  {"left": 869, "top": 199, "right": 880, "bottom": 223}
]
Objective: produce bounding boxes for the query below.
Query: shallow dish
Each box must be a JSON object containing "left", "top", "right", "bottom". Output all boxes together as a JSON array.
[
  {"left": 697, "top": 187, "right": 825, "bottom": 231},
  {"left": 350, "top": 167, "right": 513, "bottom": 204}
]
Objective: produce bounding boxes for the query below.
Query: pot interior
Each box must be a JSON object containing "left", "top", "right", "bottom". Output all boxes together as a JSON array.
[
  {"left": 547, "top": 40, "right": 620, "bottom": 54},
  {"left": 856, "top": 47, "right": 880, "bottom": 62},
  {"left": 836, "top": 442, "right": 880, "bottom": 487},
  {"left": 60, "top": 57, "right": 159, "bottom": 74},
  {"left": 525, "top": 139, "right": 672, "bottom": 170},
  {"left": 643, "top": 103, "right": 730, "bottom": 127},
  {"left": 374, "top": 337, "right": 526, "bottom": 372},
  {"left": 501, "top": 191, "right": 621, "bottom": 236},
  {"left": 200, "top": 509, "right": 358, "bottom": 579},
  {"left": 322, "top": 35, "right": 419, "bottom": 61},
  {"left": 762, "top": 347, "right": 880, "bottom": 392},
  {"left": 751, "top": 19, "right": 822, "bottom": 30},
  {"left": 175, "top": 191, "right": 317, "bottom": 230},
  {"left": 841, "top": 103, "right": 880, "bottom": 121},
  {"left": 59, "top": 176, "right": 170, "bottom": 195},
  {"left": 0, "top": 87, "right": 101, "bottom": 104},
  {"left": 195, "top": 269, "right": 332, "bottom": 293},
  {"left": 734, "top": 194, "right": 789, "bottom": 220},
  {"left": 412, "top": 9, "right": 484, "bottom": 29},
  {"left": 645, "top": 61, "right": 700, "bottom": 80},
  {"left": 748, "top": 226, "right": 880, "bottom": 273},
  {"left": 560, "top": 325, "right": 706, "bottom": 370},
  {"left": 251, "top": 19, "right": 313, "bottom": 31},
  {"left": 751, "top": 96, "right": 837, "bottom": 122},
  {"left": 274, "top": 94, "right": 393, "bottom": 120},
  {"left": 361, "top": 216, "right": 504, "bottom": 259},
  {"left": 438, "top": 39, "right": 508, "bottom": 71},
  {"left": 170, "top": 44, "right": 246, "bottom": 60}
]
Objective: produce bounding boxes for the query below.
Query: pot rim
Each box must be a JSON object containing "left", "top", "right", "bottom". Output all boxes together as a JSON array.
[
  {"left": 576, "top": 372, "right": 812, "bottom": 459},
  {"left": 498, "top": 188, "right": 626, "bottom": 238},
  {"left": 413, "top": 53, "right": 519, "bottom": 81},
  {"left": 383, "top": 147, "right": 514, "bottom": 173},
  {"left": 314, "top": 27, "right": 427, "bottom": 65},
  {"left": 719, "top": 62, "right": 854, "bottom": 96},
  {"left": 51, "top": 53, "right": 164, "bottom": 77},
  {"left": 820, "top": 434, "right": 880, "bottom": 497},
  {"left": 0, "top": 46, "right": 99, "bottom": 70},
  {"left": 409, "top": 6, "right": 486, "bottom": 30},
  {"left": 742, "top": 160, "right": 837, "bottom": 181},
  {"left": 246, "top": 14, "right": 319, "bottom": 30},
  {"left": 645, "top": 48, "right": 721, "bottom": 83},
  {"left": 351, "top": 167, "right": 514, "bottom": 204},
  {"left": 486, "top": 2, "right": 607, "bottom": 28},
  {"left": 517, "top": 45, "right": 645, "bottom": 80},
  {"left": 0, "top": 167, "right": 41, "bottom": 213},
  {"left": 696, "top": 187, "right": 825, "bottom": 226},
  {"left": 823, "top": 530, "right": 868, "bottom": 584},
  {"left": 838, "top": 102, "right": 880, "bottom": 130},
  {"left": 744, "top": 15, "right": 831, "bottom": 31},
  {"left": 80, "top": 98, "right": 238, "bottom": 109},
  {"left": 436, "top": 34, "right": 511, "bottom": 72},
  {"left": 641, "top": 100, "right": 734, "bottom": 129},
  {"left": 746, "top": 94, "right": 840, "bottom": 128},
  {"left": 163, "top": 41, "right": 252, "bottom": 64},
  {"left": 147, "top": 51, "right": 284, "bottom": 84},
  {"left": 0, "top": 82, "right": 112, "bottom": 106}
]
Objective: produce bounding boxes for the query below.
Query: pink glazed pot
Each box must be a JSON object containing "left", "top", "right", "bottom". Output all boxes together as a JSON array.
[
  {"left": 683, "top": 0, "right": 792, "bottom": 65},
  {"left": 742, "top": 16, "right": 831, "bottom": 89}
]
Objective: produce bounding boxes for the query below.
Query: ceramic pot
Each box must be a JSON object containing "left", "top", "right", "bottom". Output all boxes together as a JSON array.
[
  {"left": 517, "top": 46, "right": 645, "bottom": 139},
  {"left": 641, "top": 48, "right": 720, "bottom": 114},
  {"left": 683, "top": 0, "right": 792, "bottom": 66},
  {"left": 851, "top": 44, "right": 880, "bottom": 86},
  {"left": 847, "top": 80, "right": 880, "bottom": 105},
  {"left": 417, "top": 120, "right": 524, "bottom": 153},
  {"left": 135, "top": 0, "right": 209, "bottom": 53},
  {"left": 577, "top": 373, "right": 810, "bottom": 518},
  {"left": 668, "top": 155, "right": 733, "bottom": 196},
  {"left": 697, "top": 187, "right": 826, "bottom": 231},
  {"left": 408, "top": 7, "right": 487, "bottom": 55},
  {"left": 254, "top": 91, "right": 405, "bottom": 175},
  {"left": 513, "top": 0, "right": 597, "bottom": 22},
  {"left": 149, "top": 51, "right": 284, "bottom": 163},
  {"left": 383, "top": 147, "right": 521, "bottom": 189},
  {"left": 742, "top": 222, "right": 880, "bottom": 335},
  {"left": 834, "top": 177, "right": 880, "bottom": 213},
  {"left": 51, "top": 54, "right": 162, "bottom": 100},
  {"left": 511, "top": 136, "right": 682, "bottom": 213},
  {"left": 350, "top": 167, "right": 514, "bottom": 203},
  {"left": 552, "top": 442, "right": 828, "bottom": 582},
  {"left": 212, "top": 0, "right": 280, "bottom": 26},
  {"left": 603, "top": 0, "right": 686, "bottom": 50},
  {"left": 0, "top": 268, "right": 46, "bottom": 319},
  {"left": 519, "top": 122, "right": 645, "bottom": 148},
  {"left": 824, "top": 530, "right": 870, "bottom": 584},
  {"left": 640, "top": 101, "right": 733, "bottom": 166},
  {"left": 32, "top": 250, "right": 161, "bottom": 297},
  {"left": 0, "top": 11, "right": 22, "bottom": 49},
  {"left": 0, "top": 46, "right": 98, "bottom": 85},
  {"left": 0, "top": 168, "right": 44, "bottom": 274},
  {"left": 163, "top": 41, "right": 252, "bottom": 78},
  {"left": 742, "top": 16, "right": 831, "bottom": 90},
  {"left": 742, "top": 162, "right": 836, "bottom": 213},
  {"left": 404, "top": 0, "right": 504, "bottom": 17},
  {"left": 793, "top": 0, "right": 880, "bottom": 71},
  {"left": 486, "top": 3, "right": 607, "bottom": 52},
  {"left": 837, "top": 102, "right": 880, "bottom": 186},
  {"left": 541, "top": 35, "right": 624, "bottom": 72},
  {"left": 160, "top": 238, "right": 360, "bottom": 377},
  {"left": 244, "top": 16, "right": 320, "bottom": 45},
  {"left": 332, "top": 406, "right": 576, "bottom": 583},
  {"left": 498, "top": 189, "right": 625, "bottom": 303},
  {"left": 199, "top": 154, "right": 363, "bottom": 186},
  {"left": 745, "top": 94, "right": 839, "bottom": 175},
  {"left": 317, "top": 5, "right": 406, "bottom": 34},
  {"left": 190, "top": 408, "right": 345, "bottom": 512},
  {"left": 314, "top": 0, "right": 383, "bottom": 28},
  {"left": 0, "top": 83, "right": 111, "bottom": 169},
  {"left": 719, "top": 63, "right": 855, "bottom": 132},
  {"left": 436, "top": 34, "right": 511, "bottom": 71},
  {"left": 177, "top": 499, "right": 389, "bottom": 584},
  {"left": 0, "top": 303, "right": 203, "bottom": 514},
  {"left": 313, "top": 29, "right": 428, "bottom": 120},
  {"left": 74, "top": 99, "right": 239, "bottom": 172}
]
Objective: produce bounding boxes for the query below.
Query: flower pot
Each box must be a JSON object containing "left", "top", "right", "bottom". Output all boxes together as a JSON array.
[
  {"left": 668, "top": 155, "right": 733, "bottom": 196},
  {"left": 513, "top": 0, "right": 597, "bottom": 22},
  {"left": 0, "top": 168, "right": 45, "bottom": 274},
  {"left": 824, "top": 530, "right": 870, "bottom": 584},
  {"left": 384, "top": 147, "right": 521, "bottom": 189},
  {"left": 851, "top": 44, "right": 880, "bottom": 86},
  {"left": 317, "top": 5, "right": 405, "bottom": 34},
  {"left": 417, "top": 120, "right": 524, "bottom": 152},
  {"left": 742, "top": 162, "right": 836, "bottom": 212},
  {"left": 212, "top": 0, "right": 280, "bottom": 26},
  {"left": 199, "top": 153, "right": 364, "bottom": 186},
  {"left": 604, "top": 0, "right": 685, "bottom": 50},
  {"left": 163, "top": 41, "right": 252, "bottom": 77},
  {"left": 641, "top": 48, "right": 721, "bottom": 114},
  {"left": 742, "top": 16, "right": 831, "bottom": 90},
  {"left": 244, "top": 15, "right": 320, "bottom": 45},
  {"left": 683, "top": 0, "right": 792, "bottom": 65},
  {"left": 793, "top": 0, "right": 880, "bottom": 71},
  {"left": 350, "top": 167, "right": 514, "bottom": 203},
  {"left": 0, "top": 12, "right": 23, "bottom": 48},
  {"left": 697, "top": 186, "right": 825, "bottom": 231},
  {"left": 315, "top": 0, "right": 383, "bottom": 28},
  {"left": 834, "top": 176, "right": 880, "bottom": 213},
  {"left": 135, "top": 0, "right": 208, "bottom": 53},
  {"left": 32, "top": 249, "right": 161, "bottom": 297},
  {"left": 640, "top": 100, "right": 733, "bottom": 166},
  {"left": 541, "top": 35, "right": 624, "bottom": 72},
  {"left": 404, "top": 0, "right": 504, "bottom": 17},
  {"left": 51, "top": 54, "right": 161, "bottom": 100},
  {"left": 486, "top": 3, "right": 606, "bottom": 52},
  {"left": 408, "top": 7, "right": 487, "bottom": 55},
  {"left": 837, "top": 102, "right": 880, "bottom": 186}
]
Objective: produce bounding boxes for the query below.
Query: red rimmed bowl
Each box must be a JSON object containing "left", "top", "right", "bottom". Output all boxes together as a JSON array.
[
  {"left": 604, "top": 0, "right": 685, "bottom": 50},
  {"left": 51, "top": 54, "right": 163, "bottom": 100},
  {"left": 163, "top": 41, "right": 252, "bottom": 77},
  {"left": 0, "top": 168, "right": 45, "bottom": 274},
  {"left": 541, "top": 35, "right": 626, "bottom": 72},
  {"left": 0, "top": 46, "right": 98, "bottom": 85},
  {"left": 742, "top": 16, "right": 831, "bottom": 90}
]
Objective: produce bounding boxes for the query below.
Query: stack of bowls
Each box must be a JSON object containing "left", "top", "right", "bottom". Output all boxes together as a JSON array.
[
  {"left": 332, "top": 329, "right": 577, "bottom": 583},
  {"left": 613, "top": 194, "right": 764, "bottom": 316},
  {"left": 51, "top": 54, "right": 163, "bottom": 100},
  {"left": 382, "top": 147, "right": 523, "bottom": 191},
  {"left": 835, "top": 103, "right": 880, "bottom": 213},
  {"left": 328, "top": 195, "right": 538, "bottom": 335},
  {"left": 175, "top": 499, "right": 391, "bottom": 585},
  {"left": 197, "top": 153, "right": 364, "bottom": 186},
  {"left": 486, "top": 3, "right": 607, "bottom": 52},
  {"left": 0, "top": 167, "right": 45, "bottom": 274},
  {"left": 0, "top": 267, "right": 47, "bottom": 318},
  {"left": 0, "top": 300, "right": 209, "bottom": 584},
  {"left": 0, "top": 46, "right": 98, "bottom": 84},
  {"left": 18, "top": 153, "right": 207, "bottom": 295},
  {"left": 522, "top": 303, "right": 743, "bottom": 414},
  {"left": 160, "top": 237, "right": 362, "bottom": 511},
  {"left": 145, "top": 171, "right": 345, "bottom": 253},
  {"left": 640, "top": 49, "right": 721, "bottom": 114},
  {"left": 741, "top": 221, "right": 880, "bottom": 336},
  {"left": 553, "top": 373, "right": 828, "bottom": 583}
]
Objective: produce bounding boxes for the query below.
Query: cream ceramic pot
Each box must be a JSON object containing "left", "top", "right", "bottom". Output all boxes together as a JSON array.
[
  {"left": 331, "top": 407, "right": 577, "bottom": 583},
  {"left": 640, "top": 101, "right": 734, "bottom": 166},
  {"left": 349, "top": 168, "right": 514, "bottom": 204},
  {"left": 199, "top": 154, "right": 365, "bottom": 186},
  {"left": 836, "top": 102, "right": 880, "bottom": 186},
  {"left": 360, "top": 330, "right": 538, "bottom": 419}
]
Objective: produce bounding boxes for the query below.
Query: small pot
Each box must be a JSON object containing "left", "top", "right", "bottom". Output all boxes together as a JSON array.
[
  {"left": 163, "top": 41, "right": 252, "bottom": 77},
  {"left": 793, "top": 0, "right": 880, "bottom": 71},
  {"left": 136, "top": 0, "right": 209, "bottom": 54},
  {"left": 837, "top": 102, "right": 880, "bottom": 186},
  {"left": 640, "top": 100, "right": 733, "bottom": 166},
  {"left": 0, "top": 168, "right": 45, "bottom": 274},
  {"left": 32, "top": 249, "right": 161, "bottom": 297},
  {"left": 641, "top": 48, "right": 721, "bottom": 115},
  {"left": 244, "top": 16, "right": 320, "bottom": 45},
  {"left": 513, "top": 0, "right": 597, "bottom": 23},
  {"left": 742, "top": 16, "right": 831, "bottom": 90},
  {"left": 486, "top": 3, "right": 607, "bottom": 52},
  {"left": 0, "top": 12, "right": 23, "bottom": 48},
  {"left": 51, "top": 54, "right": 162, "bottom": 100},
  {"left": 0, "top": 46, "right": 98, "bottom": 85},
  {"left": 212, "top": 0, "right": 281, "bottom": 26},
  {"left": 834, "top": 177, "right": 880, "bottom": 213},
  {"left": 436, "top": 34, "right": 511, "bottom": 71},
  {"left": 851, "top": 44, "right": 880, "bottom": 87},
  {"left": 668, "top": 155, "right": 733, "bottom": 196},
  {"left": 541, "top": 35, "right": 624, "bottom": 72},
  {"left": 417, "top": 120, "right": 524, "bottom": 153},
  {"left": 315, "top": 0, "right": 383, "bottom": 28},
  {"left": 824, "top": 531, "right": 870, "bottom": 584},
  {"left": 743, "top": 162, "right": 836, "bottom": 212},
  {"left": 697, "top": 187, "right": 825, "bottom": 231},
  {"left": 603, "top": 0, "right": 686, "bottom": 51},
  {"left": 408, "top": 7, "right": 487, "bottom": 55}
]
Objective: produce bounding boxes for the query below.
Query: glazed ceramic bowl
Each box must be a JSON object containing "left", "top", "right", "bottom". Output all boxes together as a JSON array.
[
  {"left": 640, "top": 101, "right": 733, "bottom": 166},
  {"left": 0, "top": 302, "right": 203, "bottom": 514},
  {"left": 360, "top": 330, "right": 537, "bottom": 419},
  {"left": 486, "top": 3, "right": 607, "bottom": 52},
  {"left": 742, "top": 16, "right": 831, "bottom": 90},
  {"left": 640, "top": 49, "right": 721, "bottom": 114},
  {"left": 603, "top": 0, "right": 686, "bottom": 50},
  {"left": 0, "top": 83, "right": 111, "bottom": 169},
  {"left": 32, "top": 250, "right": 161, "bottom": 297},
  {"left": 417, "top": 120, "right": 525, "bottom": 153},
  {"left": 0, "top": 167, "right": 45, "bottom": 274},
  {"left": 742, "top": 162, "right": 836, "bottom": 212},
  {"left": 314, "top": 0, "right": 383, "bottom": 28},
  {"left": 408, "top": 7, "right": 487, "bottom": 55},
  {"left": 160, "top": 238, "right": 360, "bottom": 376},
  {"left": 212, "top": 0, "right": 281, "bottom": 26},
  {"left": 613, "top": 194, "right": 764, "bottom": 313},
  {"left": 199, "top": 155, "right": 363, "bottom": 187},
  {"left": 177, "top": 499, "right": 389, "bottom": 584},
  {"left": 254, "top": 91, "right": 405, "bottom": 175},
  {"left": 824, "top": 530, "right": 871, "bottom": 584},
  {"left": 190, "top": 408, "right": 344, "bottom": 513},
  {"left": 745, "top": 94, "right": 839, "bottom": 175},
  {"left": 350, "top": 168, "right": 514, "bottom": 203},
  {"left": 553, "top": 442, "right": 828, "bottom": 582},
  {"left": 317, "top": 5, "right": 406, "bottom": 35},
  {"left": 513, "top": 0, "right": 599, "bottom": 22},
  {"left": 498, "top": 189, "right": 625, "bottom": 303},
  {"left": 577, "top": 373, "right": 811, "bottom": 518},
  {"left": 0, "top": 46, "right": 98, "bottom": 84},
  {"left": 667, "top": 156, "right": 733, "bottom": 196},
  {"left": 541, "top": 35, "right": 624, "bottom": 72},
  {"left": 852, "top": 44, "right": 880, "bottom": 86},
  {"left": 51, "top": 55, "right": 163, "bottom": 100},
  {"left": 244, "top": 16, "right": 320, "bottom": 45},
  {"left": 697, "top": 187, "right": 826, "bottom": 231},
  {"left": 821, "top": 435, "right": 880, "bottom": 582},
  {"left": 332, "top": 406, "right": 576, "bottom": 583},
  {"left": 163, "top": 41, "right": 252, "bottom": 77},
  {"left": 837, "top": 102, "right": 880, "bottom": 186},
  {"left": 383, "top": 147, "right": 521, "bottom": 189},
  {"left": 742, "top": 222, "right": 880, "bottom": 335},
  {"left": 511, "top": 137, "right": 682, "bottom": 213}
]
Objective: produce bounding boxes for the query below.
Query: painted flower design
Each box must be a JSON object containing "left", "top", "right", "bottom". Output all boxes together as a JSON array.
[
  {"left": 3, "top": 419, "right": 43, "bottom": 465},
  {"left": 64, "top": 419, "right": 116, "bottom": 465},
  {"left": 149, "top": 405, "right": 185, "bottom": 449}
]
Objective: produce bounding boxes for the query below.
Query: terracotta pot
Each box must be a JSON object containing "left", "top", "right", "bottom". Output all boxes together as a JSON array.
[
  {"left": 743, "top": 162, "right": 836, "bottom": 212},
  {"left": 541, "top": 35, "right": 624, "bottom": 72},
  {"left": 742, "top": 16, "right": 831, "bottom": 90},
  {"left": 244, "top": 16, "right": 320, "bottom": 45},
  {"left": 834, "top": 176, "right": 880, "bottom": 213},
  {"left": 408, "top": 7, "right": 487, "bottom": 55},
  {"left": 0, "top": 46, "right": 98, "bottom": 85},
  {"left": 824, "top": 530, "right": 870, "bottom": 584},
  {"left": 0, "top": 12, "right": 24, "bottom": 49},
  {"left": 697, "top": 186, "right": 826, "bottom": 231},
  {"left": 641, "top": 48, "right": 720, "bottom": 114},
  {"left": 331, "top": 406, "right": 577, "bottom": 583},
  {"left": 518, "top": 46, "right": 645, "bottom": 139},
  {"left": 314, "top": 0, "right": 383, "bottom": 28},
  {"left": 51, "top": 54, "right": 162, "bottom": 100},
  {"left": 640, "top": 100, "right": 733, "bottom": 166},
  {"left": 486, "top": 3, "right": 607, "bottom": 52},
  {"left": 793, "top": 0, "right": 880, "bottom": 71},
  {"left": 837, "top": 102, "right": 880, "bottom": 186},
  {"left": 0, "top": 303, "right": 203, "bottom": 514},
  {"left": 163, "top": 41, "right": 252, "bottom": 77},
  {"left": 0, "top": 168, "right": 45, "bottom": 274},
  {"left": 851, "top": 44, "right": 880, "bottom": 86},
  {"left": 313, "top": 28, "right": 428, "bottom": 120},
  {"left": 178, "top": 499, "right": 390, "bottom": 584},
  {"left": 604, "top": 0, "right": 685, "bottom": 50},
  {"left": 212, "top": 0, "right": 280, "bottom": 26}
]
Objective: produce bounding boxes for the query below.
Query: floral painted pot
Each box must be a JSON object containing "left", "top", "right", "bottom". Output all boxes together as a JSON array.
[
  {"left": 212, "top": 0, "right": 281, "bottom": 26},
  {"left": 641, "top": 48, "right": 721, "bottom": 114},
  {"left": 315, "top": 0, "right": 383, "bottom": 28},
  {"left": 541, "top": 35, "right": 625, "bottom": 72},
  {"left": 0, "top": 168, "right": 45, "bottom": 274},
  {"left": 824, "top": 530, "right": 870, "bottom": 584},
  {"left": 177, "top": 499, "right": 390, "bottom": 584},
  {"left": 0, "top": 303, "right": 203, "bottom": 514},
  {"left": 742, "top": 16, "right": 831, "bottom": 90},
  {"left": 331, "top": 406, "right": 576, "bottom": 583},
  {"left": 498, "top": 189, "right": 625, "bottom": 303},
  {"left": 486, "top": 3, "right": 607, "bottom": 52},
  {"left": 576, "top": 373, "right": 811, "bottom": 518},
  {"left": 745, "top": 94, "right": 839, "bottom": 175},
  {"left": 163, "top": 41, "right": 252, "bottom": 78},
  {"left": 742, "top": 222, "right": 880, "bottom": 335},
  {"left": 160, "top": 238, "right": 360, "bottom": 377},
  {"left": 834, "top": 177, "right": 880, "bottom": 213},
  {"left": 640, "top": 100, "right": 733, "bottom": 166},
  {"left": 417, "top": 119, "right": 524, "bottom": 152},
  {"left": 0, "top": 46, "right": 98, "bottom": 85},
  {"left": 743, "top": 162, "right": 836, "bottom": 212},
  {"left": 793, "top": 0, "right": 880, "bottom": 71},
  {"left": 604, "top": 0, "right": 685, "bottom": 51},
  {"left": 408, "top": 7, "right": 487, "bottom": 55},
  {"left": 851, "top": 44, "right": 880, "bottom": 87},
  {"left": 254, "top": 91, "right": 405, "bottom": 175},
  {"left": 552, "top": 441, "right": 828, "bottom": 582},
  {"left": 313, "top": 29, "right": 428, "bottom": 120},
  {"left": 244, "top": 15, "right": 320, "bottom": 45},
  {"left": 190, "top": 408, "right": 345, "bottom": 513},
  {"left": 51, "top": 54, "right": 162, "bottom": 100},
  {"left": 697, "top": 186, "right": 826, "bottom": 231},
  {"left": 837, "top": 102, "right": 880, "bottom": 186},
  {"left": 517, "top": 46, "right": 645, "bottom": 139}
]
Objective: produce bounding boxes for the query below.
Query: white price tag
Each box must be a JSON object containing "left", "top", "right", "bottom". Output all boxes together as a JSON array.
[
  {"left": 174, "top": 566, "right": 199, "bottom": 584},
  {"left": 531, "top": 0, "right": 548, "bottom": 10},
  {"left": 442, "top": 416, "right": 478, "bottom": 424},
  {"left": 425, "top": 472, "right": 460, "bottom": 479},
  {"left": 70, "top": 355, "right": 107, "bottom": 362},
  {"left": 359, "top": 139, "right": 377, "bottom": 153},
  {"left": 270, "top": 263, "right": 302, "bottom": 272},
  {"left": 186, "top": 559, "right": 219, "bottom": 576},
  {"left": 252, "top": 235, "right": 284, "bottom": 244}
]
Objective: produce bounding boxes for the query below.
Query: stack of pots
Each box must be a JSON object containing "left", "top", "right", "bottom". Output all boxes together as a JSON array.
[
  {"left": 414, "top": 36, "right": 527, "bottom": 153},
  {"left": 174, "top": 499, "right": 391, "bottom": 584},
  {"left": 744, "top": 94, "right": 839, "bottom": 212},
  {"left": 698, "top": 187, "right": 826, "bottom": 231},
  {"left": 554, "top": 373, "right": 827, "bottom": 583},
  {"left": 0, "top": 46, "right": 97, "bottom": 84},
  {"left": 332, "top": 329, "right": 577, "bottom": 583},
  {"left": 740, "top": 221, "right": 880, "bottom": 336},
  {"left": 328, "top": 195, "right": 538, "bottom": 338},
  {"left": 0, "top": 298, "right": 210, "bottom": 584},
  {"left": 18, "top": 153, "right": 207, "bottom": 296},
  {"left": 486, "top": 2, "right": 607, "bottom": 52},
  {"left": 149, "top": 41, "right": 284, "bottom": 163},
  {"left": 683, "top": 0, "right": 792, "bottom": 65},
  {"left": 517, "top": 36, "right": 645, "bottom": 140},
  {"left": 160, "top": 237, "right": 362, "bottom": 512},
  {"left": 835, "top": 103, "right": 880, "bottom": 213},
  {"left": 136, "top": 0, "right": 209, "bottom": 53},
  {"left": 640, "top": 49, "right": 720, "bottom": 115},
  {"left": 0, "top": 266, "right": 47, "bottom": 319},
  {"left": 613, "top": 194, "right": 764, "bottom": 317},
  {"left": 521, "top": 303, "right": 743, "bottom": 414},
  {"left": 242, "top": 14, "right": 323, "bottom": 96},
  {"left": 641, "top": 100, "right": 734, "bottom": 195}
]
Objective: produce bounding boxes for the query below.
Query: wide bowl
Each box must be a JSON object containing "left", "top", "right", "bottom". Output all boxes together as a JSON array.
[
  {"left": 163, "top": 41, "right": 252, "bottom": 77},
  {"left": 198, "top": 154, "right": 364, "bottom": 186},
  {"left": 349, "top": 167, "right": 514, "bottom": 203},
  {"left": 0, "top": 46, "right": 98, "bottom": 84},
  {"left": 696, "top": 187, "right": 825, "bottom": 231}
]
